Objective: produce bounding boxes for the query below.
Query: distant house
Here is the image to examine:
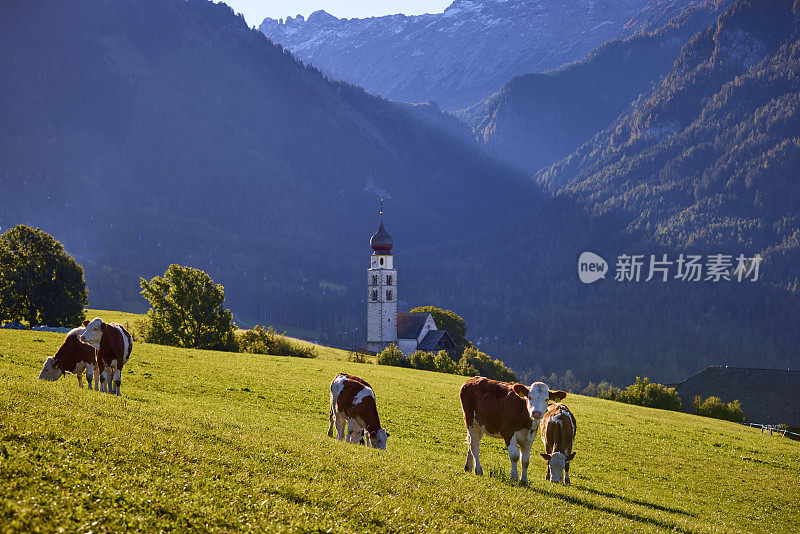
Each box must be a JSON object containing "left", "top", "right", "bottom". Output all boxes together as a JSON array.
[
  {"left": 673, "top": 366, "right": 800, "bottom": 431},
  {"left": 396, "top": 311, "right": 456, "bottom": 355}
]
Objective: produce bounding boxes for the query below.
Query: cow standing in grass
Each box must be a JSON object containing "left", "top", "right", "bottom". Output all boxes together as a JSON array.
[
  {"left": 460, "top": 377, "right": 567, "bottom": 484},
  {"left": 79, "top": 318, "right": 132, "bottom": 395},
  {"left": 39, "top": 327, "right": 97, "bottom": 387},
  {"left": 328, "top": 373, "right": 389, "bottom": 450},
  {"left": 540, "top": 403, "right": 577, "bottom": 485}
]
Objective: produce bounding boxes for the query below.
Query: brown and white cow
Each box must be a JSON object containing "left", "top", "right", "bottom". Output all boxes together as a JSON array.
[
  {"left": 328, "top": 373, "right": 389, "bottom": 450},
  {"left": 79, "top": 318, "right": 132, "bottom": 396},
  {"left": 460, "top": 377, "right": 567, "bottom": 484},
  {"left": 539, "top": 403, "right": 576, "bottom": 485},
  {"left": 39, "top": 327, "right": 98, "bottom": 387}
]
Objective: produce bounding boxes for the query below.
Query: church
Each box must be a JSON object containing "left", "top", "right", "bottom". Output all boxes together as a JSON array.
[{"left": 364, "top": 207, "right": 456, "bottom": 355}]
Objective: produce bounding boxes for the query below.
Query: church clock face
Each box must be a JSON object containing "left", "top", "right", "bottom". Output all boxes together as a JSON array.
[{"left": 371, "top": 257, "right": 377, "bottom": 267}]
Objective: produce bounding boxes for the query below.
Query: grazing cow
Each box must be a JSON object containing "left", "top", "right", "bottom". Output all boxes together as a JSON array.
[
  {"left": 328, "top": 373, "right": 389, "bottom": 449},
  {"left": 39, "top": 327, "right": 97, "bottom": 387},
  {"left": 460, "top": 377, "right": 566, "bottom": 484},
  {"left": 540, "top": 403, "right": 577, "bottom": 485},
  {"left": 79, "top": 318, "right": 132, "bottom": 396}
]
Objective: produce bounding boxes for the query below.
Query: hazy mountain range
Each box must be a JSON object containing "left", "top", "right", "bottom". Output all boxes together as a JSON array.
[
  {"left": 1, "top": 0, "right": 798, "bottom": 386},
  {"left": 259, "top": 0, "right": 696, "bottom": 109}
]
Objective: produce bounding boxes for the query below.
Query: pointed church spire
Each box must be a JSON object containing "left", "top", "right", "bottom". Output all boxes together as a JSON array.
[{"left": 370, "top": 199, "right": 393, "bottom": 253}]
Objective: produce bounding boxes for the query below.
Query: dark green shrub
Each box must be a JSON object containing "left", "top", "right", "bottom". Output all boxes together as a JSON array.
[
  {"left": 140, "top": 265, "right": 237, "bottom": 351},
  {"left": 409, "top": 350, "right": 437, "bottom": 371},
  {"left": 457, "top": 347, "right": 517, "bottom": 382},
  {"left": 433, "top": 350, "right": 457, "bottom": 374},
  {"left": 237, "top": 325, "right": 316, "bottom": 358},
  {"left": 693, "top": 396, "right": 745, "bottom": 423},
  {"left": 599, "top": 377, "right": 681, "bottom": 411},
  {"left": 0, "top": 225, "right": 87, "bottom": 328},
  {"left": 376, "top": 344, "right": 409, "bottom": 367}
]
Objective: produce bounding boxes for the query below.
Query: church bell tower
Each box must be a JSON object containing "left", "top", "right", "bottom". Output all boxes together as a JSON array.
[{"left": 365, "top": 200, "right": 397, "bottom": 353}]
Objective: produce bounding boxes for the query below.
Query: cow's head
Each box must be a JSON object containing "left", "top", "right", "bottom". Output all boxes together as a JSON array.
[
  {"left": 367, "top": 428, "right": 389, "bottom": 450},
  {"left": 39, "top": 357, "right": 63, "bottom": 381},
  {"left": 80, "top": 317, "right": 104, "bottom": 349},
  {"left": 512, "top": 381, "right": 567, "bottom": 420},
  {"left": 541, "top": 451, "right": 576, "bottom": 483}
]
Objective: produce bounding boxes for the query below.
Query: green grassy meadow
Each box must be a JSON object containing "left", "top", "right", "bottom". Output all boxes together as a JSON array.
[{"left": 1, "top": 329, "right": 798, "bottom": 533}]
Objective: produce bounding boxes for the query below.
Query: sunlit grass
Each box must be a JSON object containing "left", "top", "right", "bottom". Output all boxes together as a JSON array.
[{"left": 1, "top": 329, "right": 797, "bottom": 532}]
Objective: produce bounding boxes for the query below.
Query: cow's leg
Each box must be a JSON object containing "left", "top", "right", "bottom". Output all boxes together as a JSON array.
[
  {"left": 85, "top": 362, "right": 94, "bottom": 391},
  {"left": 347, "top": 419, "right": 362, "bottom": 443},
  {"left": 109, "top": 360, "right": 120, "bottom": 395},
  {"left": 508, "top": 436, "right": 520, "bottom": 482},
  {"left": 327, "top": 407, "right": 335, "bottom": 438},
  {"left": 77, "top": 369, "right": 84, "bottom": 388},
  {"left": 565, "top": 460, "right": 571, "bottom": 486},
  {"left": 113, "top": 366, "right": 122, "bottom": 396},
  {"left": 468, "top": 425, "right": 483, "bottom": 476},
  {"left": 520, "top": 442, "right": 531, "bottom": 485},
  {"left": 464, "top": 432, "right": 474, "bottom": 472},
  {"left": 335, "top": 414, "right": 347, "bottom": 441}
]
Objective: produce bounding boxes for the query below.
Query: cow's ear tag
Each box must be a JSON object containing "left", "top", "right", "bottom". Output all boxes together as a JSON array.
[{"left": 512, "top": 384, "right": 528, "bottom": 398}]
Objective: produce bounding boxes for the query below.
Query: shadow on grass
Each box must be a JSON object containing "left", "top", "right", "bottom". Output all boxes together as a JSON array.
[
  {"left": 574, "top": 485, "right": 695, "bottom": 517},
  {"left": 487, "top": 466, "right": 694, "bottom": 533}
]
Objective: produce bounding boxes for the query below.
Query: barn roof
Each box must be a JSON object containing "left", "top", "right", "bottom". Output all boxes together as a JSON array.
[
  {"left": 673, "top": 366, "right": 800, "bottom": 426},
  {"left": 396, "top": 312, "right": 430, "bottom": 340},
  {"left": 417, "top": 330, "right": 455, "bottom": 351}
]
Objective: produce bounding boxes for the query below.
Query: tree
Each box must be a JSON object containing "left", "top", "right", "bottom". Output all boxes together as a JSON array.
[
  {"left": 0, "top": 225, "right": 87, "bottom": 327},
  {"left": 140, "top": 264, "right": 237, "bottom": 351},
  {"left": 410, "top": 306, "right": 469, "bottom": 352}
]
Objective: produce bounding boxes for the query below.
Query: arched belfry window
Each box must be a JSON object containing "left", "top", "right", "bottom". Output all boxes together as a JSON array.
[
  {"left": 386, "top": 275, "right": 392, "bottom": 285},
  {"left": 372, "top": 275, "right": 378, "bottom": 285},
  {"left": 380, "top": 257, "right": 384, "bottom": 266},
  {"left": 371, "top": 290, "right": 378, "bottom": 301},
  {"left": 386, "top": 289, "right": 393, "bottom": 301}
]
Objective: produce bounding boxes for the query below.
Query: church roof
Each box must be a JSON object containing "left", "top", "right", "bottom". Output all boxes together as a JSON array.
[
  {"left": 418, "top": 330, "right": 455, "bottom": 351},
  {"left": 397, "top": 312, "right": 431, "bottom": 340},
  {"left": 370, "top": 218, "right": 393, "bottom": 253},
  {"left": 673, "top": 366, "right": 800, "bottom": 427}
]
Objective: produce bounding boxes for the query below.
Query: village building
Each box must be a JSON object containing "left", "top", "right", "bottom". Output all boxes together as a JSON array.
[
  {"left": 673, "top": 366, "right": 800, "bottom": 432},
  {"left": 364, "top": 207, "right": 455, "bottom": 355}
]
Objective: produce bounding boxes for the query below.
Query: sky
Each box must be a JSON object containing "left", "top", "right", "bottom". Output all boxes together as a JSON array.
[{"left": 222, "top": 0, "right": 453, "bottom": 26}]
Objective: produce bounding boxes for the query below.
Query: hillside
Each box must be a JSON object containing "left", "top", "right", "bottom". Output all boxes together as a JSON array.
[
  {"left": 537, "top": 0, "right": 800, "bottom": 278},
  {"left": 0, "top": 0, "right": 534, "bottom": 339},
  {"left": 259, "top": 0, "right": 687, "bottom": 109},
  {"left": 1, "top": 329, "right": 798, "bottom": 532},
  {"left": 458, "top": 0, "right": 732, "bottom": 174}
]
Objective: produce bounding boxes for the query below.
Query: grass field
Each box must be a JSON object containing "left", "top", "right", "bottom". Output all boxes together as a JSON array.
[{"left": 1, "top": 329, "right": 798, "bottom": 533}]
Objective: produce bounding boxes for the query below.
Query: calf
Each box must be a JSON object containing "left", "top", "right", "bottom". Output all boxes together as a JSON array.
[
  {"left": 79, "top": 318, "right": 132, "bottom": 396},
  {"left": 460, "top": 377, "right": 566, "bottom": 484},
  {"left": 328, "top": 373, "right": 389, "bottom": 449},
  {"left": 539, "top": 403, "right": 577, "bottom": 485},
  {"left": 39, "top": 327, "right": 97, "bottom": 387}
]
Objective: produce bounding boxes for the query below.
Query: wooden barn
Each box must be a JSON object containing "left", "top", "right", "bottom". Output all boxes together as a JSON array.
[{"left": 673, "top": 366, "right": 800, "bottom": 432}]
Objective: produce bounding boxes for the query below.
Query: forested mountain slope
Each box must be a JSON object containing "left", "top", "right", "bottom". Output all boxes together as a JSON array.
[
  {"left": 458, "top": 0, "right": 731, "bottom": 174},
  {"left": 537, "top": 0, "right": 800, "bottom": 288}
]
